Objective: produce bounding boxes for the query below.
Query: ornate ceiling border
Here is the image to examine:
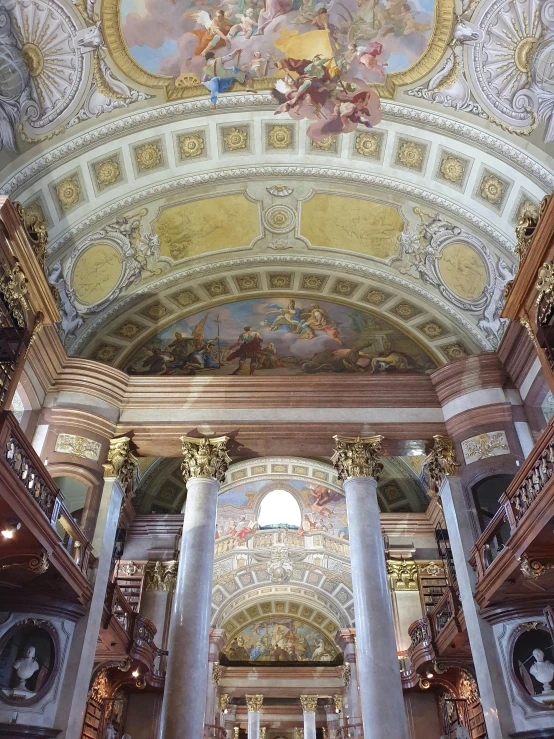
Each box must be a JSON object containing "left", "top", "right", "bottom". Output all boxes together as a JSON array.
[
  {"left": 49, "top": 165, "right": 514, "bottom": 256},
  {"left": 69, "top": 254, "right": 494, "bottom": 355},
  {"left": 1, "top": 97, "right": 553, "bottom": 197}
]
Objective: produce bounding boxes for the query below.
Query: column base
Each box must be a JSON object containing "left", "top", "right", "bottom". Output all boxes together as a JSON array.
[
  {"left": 509, "top": 730, "right": 554, "bottom": 739},
  {"left": 0, "top": 725, "right": 61, "bottom": 738}
]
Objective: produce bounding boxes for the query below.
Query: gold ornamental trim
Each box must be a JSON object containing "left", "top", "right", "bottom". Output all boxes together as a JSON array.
[
  {"left": 181, "top": 436, "right": 230, "bottom": 482},
  {"left": 101, "top": 0, "right": 454, "bottom": 100},
  {"left": 331, "top": 435, "right": 384, "bottom": 481},
  {"left": 245, "top": 694, "right": 263, "bottom": 712},
  {"left": 424, "top": 434, "right": 458, "bottom": 498}
]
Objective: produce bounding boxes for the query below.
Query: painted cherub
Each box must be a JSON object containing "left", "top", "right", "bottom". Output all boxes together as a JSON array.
[
  {"left": 346, "top": 41, "right": 388, "bottom": 76},
  {"left": 228, "top": 8, "right": 258, "bottom": 38}
]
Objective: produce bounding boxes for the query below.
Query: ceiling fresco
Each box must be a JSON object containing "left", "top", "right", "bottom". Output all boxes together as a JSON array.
[
  {"left": 221, "top": 616, "right": 338, "bottom": 662},
  {"left": 123, "top": 296, "right": 438, "bottom": 375},
  {"left": 0, "top": 0, "right": 554, "bottom": 367}
]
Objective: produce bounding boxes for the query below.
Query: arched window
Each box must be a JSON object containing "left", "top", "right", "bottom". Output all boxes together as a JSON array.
[
  {"left": 257, "top": 489, "right": 301, "bottom": 529},
  {"left": 54, "top": 476, "right": 88, "bottom": 525}
]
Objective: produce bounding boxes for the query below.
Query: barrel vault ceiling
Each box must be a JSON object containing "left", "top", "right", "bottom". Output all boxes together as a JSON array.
[{"left": 1, "top": 0, "right": 554, "bottom": 375}]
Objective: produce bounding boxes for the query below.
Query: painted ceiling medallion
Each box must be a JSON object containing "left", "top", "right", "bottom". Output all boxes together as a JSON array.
[
  {"left": 263, "top": 204, "right": 296, "bottom": 233},
  {"left": 397, "top": 141, "right": 424, "bottom": 170},
  {"left": 468, "top": 0, "right": 543, "bottom": 131},
  {"left": 8, "top": 0, "right": 86, "bottom": 137}
]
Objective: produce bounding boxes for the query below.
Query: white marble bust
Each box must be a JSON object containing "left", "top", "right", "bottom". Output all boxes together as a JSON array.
[
  {"left": 104, "top": 723, "right": 116, "bottom": 739},
  {"left": 12, "top": 646, "right": 39, "bottom": 691},
  {"left": 530, "top": 649, "right": 554, "bottom": 694}
]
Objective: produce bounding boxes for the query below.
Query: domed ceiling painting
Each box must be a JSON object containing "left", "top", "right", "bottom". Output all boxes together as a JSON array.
[
  {"left": 124, "top": 296, "right": 437, "bottom": 375},
  {"left": 1, "top": 0, "right": 553, "bottom": 366}
]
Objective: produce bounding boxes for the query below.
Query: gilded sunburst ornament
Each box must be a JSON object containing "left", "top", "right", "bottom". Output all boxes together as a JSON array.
[
  {"left": 355, "top": 132, "right": 379, "bottom": 157},
  {"left": 179, "top": 133, "right": 205, "bottom": 158},
  {"left": 268, "top": 125, "right": 293, "bottom": 149},
  {"left": 440, "top": 156, "right": 465, "bottom": 183},
  {"left": 223, "top": 127, "right": 248, "bottom": 152},
  {"left": 480, "top": 174, "right": 504, "bottom": 205},
  {"left": 136, "top": 143, "right": 162, "bottom": 170},
  {"left": 56, "top": 176, "right": 81, "bottom": 210},
  {"left": 95, "top": 159, "right": 120, "bottom": 186},
  {"left": 397, "top": 141, "right": 424, "bottom": 169}
]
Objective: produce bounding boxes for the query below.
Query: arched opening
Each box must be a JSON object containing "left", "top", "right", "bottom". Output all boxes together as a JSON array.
[
  {"left": 471, "top": 474, "right": 514, "bottom": 534},
  {"left": 54, "top": 476, "right": 88, "bottom": 526},
  {"left": 257, "top": 489, "right": 302, "bottom": 529}
]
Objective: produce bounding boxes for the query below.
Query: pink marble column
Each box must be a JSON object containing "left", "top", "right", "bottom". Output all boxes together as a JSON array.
[
  {"left": 158, "top": 437, "right": 230, "bottom": 739},
  {"left": 332, "top": 436, "right": 408, "bottom": 739}
]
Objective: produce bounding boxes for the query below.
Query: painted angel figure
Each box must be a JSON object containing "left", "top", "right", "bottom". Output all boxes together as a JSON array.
[
  {"left": 188, "top": 9, "right": 233, "bottom": 56},
  {"left": 346, "top": 41, "right": 388, "bottom": 76}
]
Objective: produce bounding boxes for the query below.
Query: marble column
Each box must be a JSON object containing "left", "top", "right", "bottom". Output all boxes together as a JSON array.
[
  {"left": 159, "top": 437, "right": 230, "bottom": 739},
  {"left": 206, "top": 630, "right": 227, "bottom": 725},
  {"left": 335, "top": 630, "right": 360, "bottom": 724},
  {"left": 301, "top": 696, "right": 318, "bottom": 739},
  {"left": 246, "top": 695, "right": 263, "bottom": 739},
  {"left": 332, "top": 436, "right": 408, "bottom": 739},
  {"left": 440, "top": 475, "right": 516, "bottom": 739},
  {"left": 57, "top": 437, "right": 139, "bottom": 739}
]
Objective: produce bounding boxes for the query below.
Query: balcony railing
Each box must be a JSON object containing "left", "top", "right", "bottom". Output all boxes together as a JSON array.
[
  {"left": 214, "top": 527, "right": 350, "bottom": 557},
  {"left": 472, "top": 419, "right": 554, "bottom": 583},
  {"left": 407, "top": 586, "right": 462, "bottom": 672},
  {"left": 0, "top": 410, "right": 93, "bottom": 577}
]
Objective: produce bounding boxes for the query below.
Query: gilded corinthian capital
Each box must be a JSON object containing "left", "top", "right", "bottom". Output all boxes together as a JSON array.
[
  {"left": 300, "top": 695, "right": 318, "bottom": 712},
  {"left": 424, "top": 435, "right": 459, "bottom": 498},
  {"left": 103, "top": 436, "right": 139, "bottom": 494},
  {"left": 180, "top": 436, "right": 230, "bottom": 482},
  {"left": 245, "top": 694, "right": 263, "bottom": 712},
  {"left": 331, "top": 435, "right": 384, "bottom": 481}
]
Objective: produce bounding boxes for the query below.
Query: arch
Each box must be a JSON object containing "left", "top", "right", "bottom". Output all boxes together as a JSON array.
[{"left": 257, "top": 489, "right": 302, "bottom": 529}]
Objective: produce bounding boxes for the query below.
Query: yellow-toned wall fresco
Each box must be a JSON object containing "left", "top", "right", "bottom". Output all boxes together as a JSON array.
[
  {"left": 300, "top": 194, "right": 404, "bottom": 259},
  {"left": 154, "top": 194, "right": 260, "bottom": 260},
  {"left": 437, "top": 243, "right": 488, "bottom": 301},
  {"left": 72, "top": 244, "right": 123, "bottom": 305}
]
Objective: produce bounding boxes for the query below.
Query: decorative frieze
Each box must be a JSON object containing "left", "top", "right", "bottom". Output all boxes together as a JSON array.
[
  {"left": 387, "top": 560, "right": 419, "bottom": 591},
  {"left": 54, "top": 432, "right": 101, "bottom": 461},
  {"left": 461, "top": 431, "right": 509, "bottom": 464}
]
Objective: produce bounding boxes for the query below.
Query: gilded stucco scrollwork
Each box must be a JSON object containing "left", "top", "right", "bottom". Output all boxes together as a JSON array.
[
  {"left": 181, "top": 436, "right": 231, "bottom": 482},
  {"left": 144, "top": 560, "right": 178, "bottom": 592},
  {"left": 331, "top": 435, "right": 384, "bottom": 481},
  {"left": 424, "top": 435, "right": 459, "bottom": 499},
  {"left": 103, "top": 436, "right": 139, "bottom": 494}
]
